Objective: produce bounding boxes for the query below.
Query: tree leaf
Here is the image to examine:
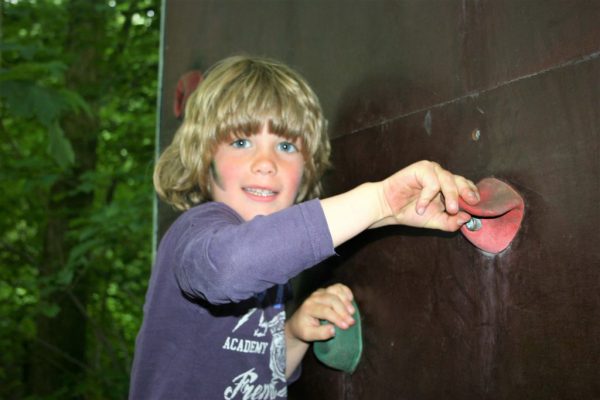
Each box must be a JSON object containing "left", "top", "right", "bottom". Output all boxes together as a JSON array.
[
  {"left": 41, "top": 303, "right": 61, "bottom": 318},
  {"left": 0, "top": 80, "right": 36, "bottom": 118},
  {"left": 59, "top": 88, "right": 93, "bottom": 116},
  {"left": 67, "top": 238, "right": 104, "bottom": 268},
  {"left": 47, "top": 121, "right": 75, "bottom": 168},
  {"left": 55, "top": 268, "right": 74, "bottom": 286},
  {"left": 0, "top": 60, "right": 67, "bottom": 82}
]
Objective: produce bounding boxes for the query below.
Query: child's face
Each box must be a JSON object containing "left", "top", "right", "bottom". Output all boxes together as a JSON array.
[{"left": 210, "top": 123, "right": 305, "bottom": 221}]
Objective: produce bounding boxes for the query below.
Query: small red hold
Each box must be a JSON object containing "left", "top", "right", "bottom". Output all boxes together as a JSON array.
[
  {"left": 458, "top": 177, "right": 525, "bottom": 254},
  {"left": 173, "top": 70, "right": 203, "bottom": 119}
]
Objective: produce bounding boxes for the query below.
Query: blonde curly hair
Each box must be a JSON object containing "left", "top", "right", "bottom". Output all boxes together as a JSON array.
[{"left": 154, "top": 55, "right": 331, "bottom": 211}]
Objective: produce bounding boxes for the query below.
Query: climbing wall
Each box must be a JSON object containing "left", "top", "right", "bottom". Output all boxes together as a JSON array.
[{"left": 158, "top": 1, "right": 600, "bottom": 399}]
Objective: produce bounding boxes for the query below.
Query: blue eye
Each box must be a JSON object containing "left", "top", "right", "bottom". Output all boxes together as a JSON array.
[
  {"left": 231, "top": 138, "right": 251, "bottom": 149},
  {"left": 278, "top": 141, "right": 298, "bottom": 153}
]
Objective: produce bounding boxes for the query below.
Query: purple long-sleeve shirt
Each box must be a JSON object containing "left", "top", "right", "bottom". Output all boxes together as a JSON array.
[{"left": 129, "top": 199, "right": 335, "bottom": 399}]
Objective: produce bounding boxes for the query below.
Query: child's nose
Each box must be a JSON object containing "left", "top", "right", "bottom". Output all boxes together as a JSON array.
[{"left": 251, "top": 150, "right": 277, "bottom": 175}]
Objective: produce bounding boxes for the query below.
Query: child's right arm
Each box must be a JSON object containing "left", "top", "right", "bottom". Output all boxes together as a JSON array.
[{"left": 320, "top": 160, "right": 480, "bottom": 247}]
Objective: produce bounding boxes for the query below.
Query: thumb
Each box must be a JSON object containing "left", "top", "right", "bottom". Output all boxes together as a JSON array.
[{"left": 310, "top": 323, "right": 336, "bottom": 342}]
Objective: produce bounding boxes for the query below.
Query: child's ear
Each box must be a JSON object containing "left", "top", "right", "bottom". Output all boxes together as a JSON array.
[
  {"left": 294, "top": 175, "right": 309, "bottom": 204},
  {"left": 208, "top": 161, "right": 221, "bottom": 190}
]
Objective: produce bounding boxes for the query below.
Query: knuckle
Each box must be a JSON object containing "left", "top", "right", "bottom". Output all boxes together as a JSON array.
[
  {"left": 428, "top": 182, "right": 441, "bottom": 193},
  {"left": 326, "top": 283, "right": 344, "bottom": 295},
  {"left": 303, "top": 297, "right": 317, "bottom": 308}
]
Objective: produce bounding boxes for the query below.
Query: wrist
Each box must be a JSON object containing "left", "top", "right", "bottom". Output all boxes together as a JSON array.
[
  {"left": 364, "top": 180, "right": 395, "bottom": 229},
  {"left": 353, "top": 182, "right": 389, "bottom": 224},
  {"left": 374, "top": 180, "right": 393, "bottom": 220},
  {"left": 285, "top": 321, "right": 309, "bottom": 347},
  {"left": 361, "top": 181, "right": 392, "bottom": 228},
  {"left": 321, "top": 181, "right": 392, "bottom": 246}
]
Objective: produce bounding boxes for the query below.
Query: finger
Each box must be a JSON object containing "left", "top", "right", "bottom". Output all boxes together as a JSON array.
[
  {"left": 434, "top": 210, "right": 473, "bottom": 231},
  {"left": 415, "top": 162, "right": 442, "bottom": 215},
  {"left": 324, "top": 284, "right": 354, "bottom": 313},
  {"left": 311, "top": 323, "right": 336, "bottom": 341},
  {"left": 327, "top": 285, "right": 355, "bottom": 317},
  {"left": 311, "top": 297, "right": 355, "bottom": 329},
  {"left": 324, "top": 283, "right": 353, "bottom": 299},
  {"left": 456, "top": 210, "right": 473, "bottom": 225},
  {"left": 457, "top": 178, "right": 480, "bottom": 205},
  {"left": 466, "top": 178, "right": 478, "bottom": 193},
  {"left": 290, "top": 313, "right": 336, "bottom": 342},
  {"left": 437, "top": 168, "right": 460, "bottom": 214}
]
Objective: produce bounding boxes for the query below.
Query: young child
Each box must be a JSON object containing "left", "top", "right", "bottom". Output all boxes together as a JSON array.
[{"left": 129, "top": 55, "right": 480, "bottom": 399}]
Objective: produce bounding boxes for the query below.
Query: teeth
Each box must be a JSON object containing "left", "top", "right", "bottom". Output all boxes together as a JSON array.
[{"left": 244, "top": 188, "right": 276, "bottom": 197}]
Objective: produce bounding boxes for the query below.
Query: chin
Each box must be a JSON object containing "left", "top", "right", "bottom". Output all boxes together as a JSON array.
[{"left": 246, "top": 206, "right": 283, "bottom": 220}]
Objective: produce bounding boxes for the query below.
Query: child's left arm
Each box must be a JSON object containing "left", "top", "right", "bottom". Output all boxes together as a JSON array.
[{"left": 284, "top": 284, "right": 355, "bottom": 379}]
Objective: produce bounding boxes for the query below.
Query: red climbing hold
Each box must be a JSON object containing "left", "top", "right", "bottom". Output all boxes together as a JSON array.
[
  {"left": 459, "top": 177, "right": 525, "bottom": 254},
  {"left": 174, "top": 70, "right": 203, "bottom": 118}
]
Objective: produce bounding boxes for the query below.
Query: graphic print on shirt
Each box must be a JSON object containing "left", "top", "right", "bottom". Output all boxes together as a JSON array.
[{"left": 222, "top": 307, "right": 287, "bottom": 399}]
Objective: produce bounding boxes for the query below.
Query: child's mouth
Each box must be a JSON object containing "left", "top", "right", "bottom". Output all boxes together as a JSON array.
[{"left": 243, "top": 187, "right": 277, "bottom": 197}]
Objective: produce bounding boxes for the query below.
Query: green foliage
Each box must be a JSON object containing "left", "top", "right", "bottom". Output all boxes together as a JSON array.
[{"left": 0, "top": 0, "right": 161, "bottom": 398}]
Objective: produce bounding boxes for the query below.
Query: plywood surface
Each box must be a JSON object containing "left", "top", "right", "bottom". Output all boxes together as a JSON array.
[{"left": 158, "top": 1, "right": 600, "bottom": 398}]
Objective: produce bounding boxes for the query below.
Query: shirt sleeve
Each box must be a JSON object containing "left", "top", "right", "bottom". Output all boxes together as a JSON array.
[{"left": 174, "top": 199, "right": 335, "bottom": 304}]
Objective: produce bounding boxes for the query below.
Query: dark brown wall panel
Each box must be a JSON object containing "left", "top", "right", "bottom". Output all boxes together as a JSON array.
[
  {"left": 292, "top": 56, "right": 600, "bottom": 400},
  {"left": 159, "top": 1, "right": 600, "bottom": 398},
  {"left": 161, "top": 1, "right": 465, "bottom": 143},
  {"left": 461, "top": 0, "right": 600, "bottom": 92},
  {"left": 161, "top": 1, "right": 600, "bottom": 142}
]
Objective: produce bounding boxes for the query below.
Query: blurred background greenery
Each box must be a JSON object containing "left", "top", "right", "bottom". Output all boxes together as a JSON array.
[{"left": 0, "top": 0, "right": 160, "bottom": 398}]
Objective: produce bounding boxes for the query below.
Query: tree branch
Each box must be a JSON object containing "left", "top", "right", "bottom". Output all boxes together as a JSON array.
[
  {"left": 65, "top": 288, "right": 124, "bottom": 372},
  {"left": 0, "top": 240, "right": 39, "bottom": 266},
  {"left": 34, "top": 337, "right": 90, "bottom": 371},
  {"left": 108, "top": 0, "right": 141, "bottom": 68}
]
